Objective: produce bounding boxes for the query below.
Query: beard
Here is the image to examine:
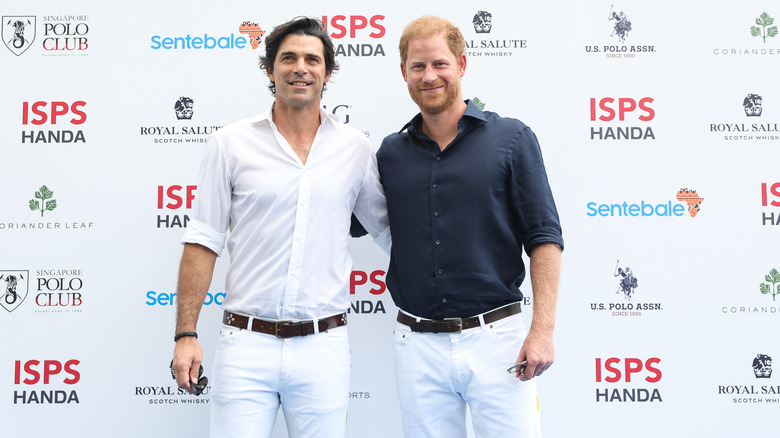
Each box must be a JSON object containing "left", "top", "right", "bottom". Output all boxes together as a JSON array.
[{"left": 408, "top": 80, "right": 461, "bottom": 115}]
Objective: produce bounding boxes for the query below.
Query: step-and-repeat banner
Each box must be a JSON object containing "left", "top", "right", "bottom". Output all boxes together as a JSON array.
[{"left": 1, "top": 1, "right": 779, "bottom": 436}]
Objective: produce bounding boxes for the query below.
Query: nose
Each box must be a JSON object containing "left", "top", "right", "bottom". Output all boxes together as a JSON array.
[
  {"left": 293, "top": 58, "right": 308, "bottom": 74},
  {"left": 423, "top": 65, "right": 437, "bottom": 84}
]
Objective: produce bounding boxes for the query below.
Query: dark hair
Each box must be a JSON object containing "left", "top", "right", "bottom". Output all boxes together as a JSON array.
[{"left": 258, "top": 17, "right": 339, "bottom": 96}]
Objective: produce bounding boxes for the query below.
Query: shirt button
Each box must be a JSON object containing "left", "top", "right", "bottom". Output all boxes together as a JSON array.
[
  {"left": 432, "top": 182, "right": 438, "bottom": 188},
  {"left": 436, "top": 156, "right": 441, "bottom": 161},
  {"left": 437, "top": 269, "right": 443, "bottom": 274},
  {"left": 441, "top": 298, "right": 447, "bottom": 303},
  {"left": 435, "top": 240, "right": 440, "bottom": 245},
  {"left": 434, "top": 211, "right": 440, "bottom": 216}
]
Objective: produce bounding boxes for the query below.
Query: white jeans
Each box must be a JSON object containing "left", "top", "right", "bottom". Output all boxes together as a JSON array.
[
  {"left": 394, "top": 311, "right": 542, "bottom": 438},
  {"left": 210, "top": 324, "right": 350, "bottom": 438}
]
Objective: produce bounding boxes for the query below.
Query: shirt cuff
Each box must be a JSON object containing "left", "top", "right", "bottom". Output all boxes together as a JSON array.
[
  {"left": 180, "top": 219, "right": 227, "bottom": 256},
  {"left": 372, "top": 227, "right": 392, "bottom": 255}
]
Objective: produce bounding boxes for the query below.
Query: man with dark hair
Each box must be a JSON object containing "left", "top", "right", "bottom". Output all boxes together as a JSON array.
[
  {"left": 377, "top": 15, "right": 563, "bottom": 437},
  {"left": 171, "top": 16, "right": 389, "bottom": 438}
]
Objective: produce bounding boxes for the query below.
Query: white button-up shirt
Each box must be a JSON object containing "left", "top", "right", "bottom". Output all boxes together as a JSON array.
[{"left": 181, "top": 105, "right": 390, "bottom": 321}]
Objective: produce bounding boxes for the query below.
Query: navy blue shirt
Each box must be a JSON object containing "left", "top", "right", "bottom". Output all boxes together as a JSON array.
[{"left": 376, "top": 100, "right": 564, "bottom": 319}]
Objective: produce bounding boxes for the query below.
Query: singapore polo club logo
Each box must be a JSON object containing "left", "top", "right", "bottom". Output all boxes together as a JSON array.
[
  {"left": 751, "top": 12, "right": 777, "bottom": 43},
  {"left": 29, "top": 185, "right": 56, "bottom": 217},
  {"left": 2, "top": 16, "right": 36, "bottom": 56},
  {"left": 1, "top": 271, "right": 29, "bottom": 312}
]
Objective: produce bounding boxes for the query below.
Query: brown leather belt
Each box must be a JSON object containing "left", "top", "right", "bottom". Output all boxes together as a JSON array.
[
  {"left": 222, "top": 311, "right": 347, "bottom": 338},
  {"left": 396, "top": 302, "right": 522, "bottom": 333}
]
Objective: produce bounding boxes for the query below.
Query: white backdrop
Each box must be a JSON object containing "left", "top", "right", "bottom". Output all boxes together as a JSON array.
[{"left": 2, "top": 0, "right": 779, "bottom": 437}]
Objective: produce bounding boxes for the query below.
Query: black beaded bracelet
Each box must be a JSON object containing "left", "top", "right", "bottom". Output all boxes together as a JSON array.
[{"left": 173, "top": 331, "right": 198, "bottom": 342}]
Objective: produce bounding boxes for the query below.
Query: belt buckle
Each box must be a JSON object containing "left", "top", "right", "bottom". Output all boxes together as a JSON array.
[
  {"left": 443, "top": 317, "right": 462, "bottom": 333},
  {"left": 274, "top": 320, "right": 293, "bottom": 338}
]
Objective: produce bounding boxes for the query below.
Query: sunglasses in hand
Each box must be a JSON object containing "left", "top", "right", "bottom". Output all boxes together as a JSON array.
[{"left": 169, "top": 360, "right": 209, "bottom": 396}]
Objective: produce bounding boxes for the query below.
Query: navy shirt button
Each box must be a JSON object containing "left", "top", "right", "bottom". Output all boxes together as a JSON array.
[
  {"left": 437, "top": 269, "right": 443, "bottom": 274},
  {"left": 434, "top": 211, "right": 440, "bottom": 216},
  {"left": 432, "top": 182, "right": 438, "bottom": 188},
  {"left": 436, "top": 156, "right": 441, "bottom": 161},
  {"left": 442, "top": 298, "right": 447, "bottom": 303},
  {"left": 435, "top": 240, "right": 440, "bottom": 245}
]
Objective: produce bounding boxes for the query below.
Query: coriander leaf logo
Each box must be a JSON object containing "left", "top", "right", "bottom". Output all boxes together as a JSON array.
[
  {"left": 751, "top": 12, "right": 778, "bottom": 43},
  {"left": 472, "top": 97, "right": 486, "bottom": 111},
  {"left": 759, "top": 268, "right": 780, "bottom": 301},
  {"left": 29, "top": 185, "right": 57, "bottom": 217}
]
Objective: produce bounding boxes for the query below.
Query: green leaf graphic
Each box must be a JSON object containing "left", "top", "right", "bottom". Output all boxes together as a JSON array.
[
  {"left": 760, "top": 12, "right": 773, "bottom": 26},
  {"left": 751, "top": 26, "right": 761, "bottom": 37},
  {"left": 769, "top": 27, "right": 779, "bottom": 38},
  {"left": 472, "top": 97, "right": 486, "bottom": 111},
  {"left": 752, "top": 12, "right": 777, "bottom": 43},
  {"left": 760, "top": 283, "right": 771, "bottom": 295},
  {"left": 29, "top": 185, "right": 56, "bottom": 217},
  {"left": 760, "top": 268, "right": 780, "bottom": 301}
]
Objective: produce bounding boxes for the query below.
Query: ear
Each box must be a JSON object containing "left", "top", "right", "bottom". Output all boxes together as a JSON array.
[
  {"left": 458, "top": 54, "right": 467, "bottom": 77},
  {"left": 266, "top": 67, "right": 274, "bottom": 82},
  {"left": 324, "top": 69, "right": 332, "bottom": 84},
  {"left": 400, "top": 62, "right": 408, "bottom": 82}
]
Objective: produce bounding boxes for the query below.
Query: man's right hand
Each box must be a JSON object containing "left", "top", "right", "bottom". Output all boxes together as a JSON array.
[{"left": 172, "top": 336, "right": 203, "bottom": 394}]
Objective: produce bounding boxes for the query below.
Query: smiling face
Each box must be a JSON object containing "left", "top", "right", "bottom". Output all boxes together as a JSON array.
[
  {"left": 401, "top": 33, "right": 466, "bottom": 115},
  {"left": 267, "top": 34, "right": 331, "bottom": 112}
]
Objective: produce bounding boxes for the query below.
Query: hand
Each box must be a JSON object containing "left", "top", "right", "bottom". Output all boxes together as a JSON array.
[
  {"left": 172, "top": 336, "right": 203, "bottom": 394},
  {"left": 512, "top": 328, "right": 554, "bottom": 381}
]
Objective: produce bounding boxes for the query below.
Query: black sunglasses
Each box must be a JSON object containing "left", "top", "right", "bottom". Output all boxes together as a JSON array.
[{"left": 169, "top": 360, "right": 209, "bottom": 396}]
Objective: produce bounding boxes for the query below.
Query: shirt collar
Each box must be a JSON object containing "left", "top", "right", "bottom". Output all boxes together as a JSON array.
[
  {"left": 400, "top": 99, "right": 487, "bottom": 136},
  {"left": 256, "top": 103, "right": 333, "bottom": 129}
]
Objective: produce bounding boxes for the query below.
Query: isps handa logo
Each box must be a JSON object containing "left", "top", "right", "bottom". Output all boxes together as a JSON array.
[
  {"left": 14, "top": 359, "right": 81, "bottom": 405},
  {"left": 717, "top": 353, "right": 780, "bottom": 404},
  {"left": 157, "top": 185, "right": 196, "bottom": 229},
  {"left": 21, "top": 100, "right": 87, "bottom": 144},
  {"left": 589, "top": 260, "right": 663, "bottom": 318},
  {"left": 0, "top": 185, "right": 94, "bottom": 231},
  {"left": 595, "top": 357, "right": 663, "bottom": 403},
  {"left": 150, "top": 20, "right": 265, "bottom": 51},
  {"left": 586, "top": 188, "right": 703, "bottom": 218},
  {"left": 322, "top": 15, "right": 386, "bottom": 57},
  {"left": 584, "top": 6, "right": 656, "bottom": 59},
  {"left": 589, "top": 97, "right": 655, "bottom": 140}
]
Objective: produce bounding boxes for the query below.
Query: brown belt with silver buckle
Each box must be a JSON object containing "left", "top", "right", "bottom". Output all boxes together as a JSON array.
[
  {"left": 396, "top": 302, "right": 522, "bottom": 333},
  {"left": 222, "top": 311, "right": 347, "bottom": 338}
]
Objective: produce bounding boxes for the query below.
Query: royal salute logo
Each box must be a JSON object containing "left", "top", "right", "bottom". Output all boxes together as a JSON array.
[
  {"left": 584, "top": 6, "right": 656, "bottom": 59},
  {"left": 709, "top": 93, "right": 779, "bottom": 142},
  {"left": 238, "top": 21, "right": 265, "bottom": 49},
  {"left": 744, "top": 93, "right": 763, "bottom": 116},
  {"left": 472, "top": 11, "right": 492, "bottom": 34},
  {"left": 716, "top": 353, "right": 780, "bottom": 404},
  {"left": 754, "top": 354, "right": 773, "bottom": 378},
  {"left": 713, "top": 11, "right": 778, "bottom": 56},
  {"left": 139, "top": 97, "right": 222, "bottom": 144},
  {"left": 0, "top": 271, "right": 29, "bottom": 313},
  {"left": 174, "top": 97, "right": 194, "bottom": 120},
  {"left": 464, "top": 10, "right": 527, "bottom": 58},
  {"left": 2, "top": 16, "right": 36, "bottom": 56},
  {"left": 589, "top": 260, "right": 662, "bottom": 318}
]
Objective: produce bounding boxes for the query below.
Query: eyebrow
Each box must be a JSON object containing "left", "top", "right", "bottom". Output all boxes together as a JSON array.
[{"left": 278, "top": 50, "right": 323, "bottom": 61}]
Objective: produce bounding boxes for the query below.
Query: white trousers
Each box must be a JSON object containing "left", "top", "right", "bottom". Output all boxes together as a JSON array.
[
  {"left": 210, "top": 324, "right": 350, "bottom": 438},
  {"left": 394, "top": 311, "right": 542, "bottom": 438}
]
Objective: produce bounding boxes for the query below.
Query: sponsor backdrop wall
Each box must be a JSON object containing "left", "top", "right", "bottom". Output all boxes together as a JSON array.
[{"left": 1, "top": 0, "right": 778, "bottom": 436}]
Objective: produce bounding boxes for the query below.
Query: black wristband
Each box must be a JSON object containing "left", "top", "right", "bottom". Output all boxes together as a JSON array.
[{"left": 174, "top": 331, "right": 198, "bottom": 342}]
